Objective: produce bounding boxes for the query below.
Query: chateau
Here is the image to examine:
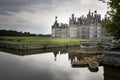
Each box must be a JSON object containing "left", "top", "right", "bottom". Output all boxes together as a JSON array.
[{"left": 51, "top": 10, "right": 105, "bottom": 40}]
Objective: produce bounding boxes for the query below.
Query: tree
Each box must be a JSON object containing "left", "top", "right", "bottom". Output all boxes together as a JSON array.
[{"left": 99, "top": 0, "right": 120, "bottom": 40}]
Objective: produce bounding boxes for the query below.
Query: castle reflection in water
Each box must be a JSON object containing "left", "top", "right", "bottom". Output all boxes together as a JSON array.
[
  {"left": 0, "top": 47, "right": 102, "bottom": 62},
  {"left": 0, "top": 47, "right": 120, "bottom": 80},
  {"left": 0, "top": 47, "right": 102, "bottom": 61}
]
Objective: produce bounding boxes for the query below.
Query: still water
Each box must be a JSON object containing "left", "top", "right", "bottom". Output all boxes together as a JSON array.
[{"left": 0, "top": 47, "right": 119, "bottom": 80}]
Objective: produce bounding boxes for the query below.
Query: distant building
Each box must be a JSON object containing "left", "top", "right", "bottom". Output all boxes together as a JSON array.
[{"left": 51, "top": 10, "right": 105, "bottom": 41}]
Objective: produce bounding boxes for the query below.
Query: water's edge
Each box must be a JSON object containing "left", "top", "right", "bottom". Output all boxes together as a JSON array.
[{"left": 0, "top": 42, "right": 80, "bottom": 50}]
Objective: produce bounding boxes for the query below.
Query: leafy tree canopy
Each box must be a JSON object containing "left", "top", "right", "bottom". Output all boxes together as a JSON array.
[{"left": 99, "top": 0, "right": 120, "bottom": 40}]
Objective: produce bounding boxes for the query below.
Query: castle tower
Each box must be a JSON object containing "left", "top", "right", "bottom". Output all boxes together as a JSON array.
[
  {"left": 92, "top": 12, "right": 93, "bottom": 17},
  {"left": 69, "top": 13, "right": 77, "bottom": 25},
  {"left": 54, "top": 16, "right": 58, "bottom": 24},
  {"left": 72, "top": 13, "right": 75, "bottom": 20},
  {"left": 53, "top": 16, "right": 59, "bottom": 28},
  {"left": 87, "top": 9, "right": 92, "bottom": 24},
  {"left": 89, "top": 9, "right": 91, "bottom": 15},
  {"left": 94, "top": 10, "right": 97, "bottom": 15},
  {"left": 69, "top": 13, "right": 78, "bottom": 38},
  {"left": 51, "top": 16, "right": 59, "bottom": 37}
]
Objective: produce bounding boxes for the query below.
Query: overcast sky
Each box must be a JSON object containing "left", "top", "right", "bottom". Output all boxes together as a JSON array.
[{"left": 0, "top": 0, "right": 108, "bottom": 34}]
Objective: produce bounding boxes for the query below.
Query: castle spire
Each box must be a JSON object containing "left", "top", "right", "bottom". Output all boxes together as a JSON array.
[
  {"left": 89, "top": 9, "right": 91, "bottom": 15},
  {"left": 92, "top": 12, "right": 93, "bottom": 17},
  {"left": 55, "top": 16, "right": 57, "bottom": 21},
  {"left": 55, "top": 16, "right": 58, "bottom": 24},
  {"left": 72, "top": 13, "right": 74, "bottom": 20}
]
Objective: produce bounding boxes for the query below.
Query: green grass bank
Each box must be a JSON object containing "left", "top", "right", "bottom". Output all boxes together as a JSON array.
[{"left": 0, "top": 36, "right": 96, "bottom": 44}]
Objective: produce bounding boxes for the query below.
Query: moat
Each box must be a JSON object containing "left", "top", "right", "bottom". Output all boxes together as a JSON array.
[{"left": 0, "top": 47, "right": 119, "bottom": 80}]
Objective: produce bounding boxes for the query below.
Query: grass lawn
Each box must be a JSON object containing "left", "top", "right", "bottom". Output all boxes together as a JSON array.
[{"left": 0, "top": 36, "right": 96, "bottom": 44}]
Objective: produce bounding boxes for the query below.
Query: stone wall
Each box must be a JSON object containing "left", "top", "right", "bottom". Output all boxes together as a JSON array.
[
  {"left": 103, "top": 51, "right": 120, "bottom": 67},
  {"left": 0, "top": 42, "right": 23, "bottom": 50},
  {"left": 0, "top": 42, "right": 80, "bottom": 50}
]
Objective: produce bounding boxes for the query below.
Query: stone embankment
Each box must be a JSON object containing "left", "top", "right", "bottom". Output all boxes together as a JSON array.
[
  {"left": 0, "top": 42, "right": 80, "bottom": 50},
  {"left": 103, "top": 50, "right": 120, "bottom": 67}
]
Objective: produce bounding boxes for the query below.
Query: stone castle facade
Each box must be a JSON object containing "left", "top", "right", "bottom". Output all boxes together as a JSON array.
[{"left": 51, "top": 10, "right": 105, "bottom": 40}]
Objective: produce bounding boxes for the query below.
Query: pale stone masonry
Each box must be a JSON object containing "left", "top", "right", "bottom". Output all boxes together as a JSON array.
[
  {"left": 52, "top": 16, "right": 68, "bottom": 38},
  {"left": 51, "top": 10, "right": 105, "bottom": 41}
]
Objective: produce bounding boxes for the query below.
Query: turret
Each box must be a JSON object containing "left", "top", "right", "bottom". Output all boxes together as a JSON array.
[
  {"left": 87, "top": 9, "right": 91, "bottom": 24},
  {"left": 94, "top": 10, "right": 97, "bottom": 14},
  {"left": 72, "top": 13, "right": 75, "bottom": 20},
  {"left": 69, "top": 13, "right": 77, "bottom": 25},
  {"left": 89, "top": 9, "right": 91, "bottom": 15},
  {"left": 52, "top": 16, "right": 59, "bottom": 28},
  {"left": 92, "top": 12, "right": 94, "bottom": 17},
  {"left": 55, "top": 16, "right": 58, "bottom": 24}
]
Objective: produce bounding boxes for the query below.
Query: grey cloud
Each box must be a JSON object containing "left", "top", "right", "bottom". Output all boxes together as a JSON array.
[
  {"left": 0, "top": 0, "right": 98, "bottom": 16},
  {"left": 0, "top": 0, "right": 107, "bottom": 15},
  {"left": 0, "top": 12, "right": 15, "bottom": 16},
  {"left": 15, "top": 20, "right": 31, "bottom": 24},
  {"left": 0, "top": 0, "right": 50, "bottom": 15},
  {"left": 0, "top": 0, "right": 71, "bottom": 15}
]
